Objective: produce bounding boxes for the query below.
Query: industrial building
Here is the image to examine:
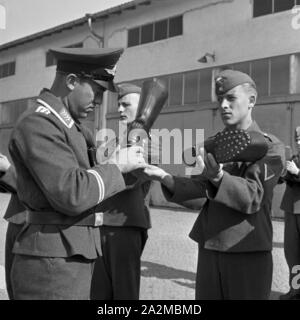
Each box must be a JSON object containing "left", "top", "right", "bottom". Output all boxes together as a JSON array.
[{"left": 1, "top": 0, "right": 300, "bottom": 215}]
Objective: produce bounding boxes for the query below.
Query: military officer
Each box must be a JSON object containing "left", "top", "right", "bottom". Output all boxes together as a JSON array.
[
  {"left": 8, "top": 47, "right": 146, "bottom": 300},
  {"left": 0, "top": 154, "right": 26, "bottom": 300},
  {"left": 90, "top": 83, "right": 154, "bottom": 300},
  {"left": 280, "top": 127, "right": 300, "bottom": 300},
  {"left": 142, "top": 70, "right": 285, "bottom": 299}
]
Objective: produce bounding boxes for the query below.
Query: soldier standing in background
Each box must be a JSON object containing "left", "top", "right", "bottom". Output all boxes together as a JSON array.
[
  {"left": 280, "top": 127, "right": 300, "bottom": 300},
  {"left": 91, "top": 83, "right": 157, "bottom": 300}
]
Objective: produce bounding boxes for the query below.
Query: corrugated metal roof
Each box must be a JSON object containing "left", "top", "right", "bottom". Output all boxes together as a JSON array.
[{"left": 0, "top": 0, "right": 152, "bottom": 52}]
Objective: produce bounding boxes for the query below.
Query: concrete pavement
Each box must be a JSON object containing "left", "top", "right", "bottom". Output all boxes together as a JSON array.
[{"left": 0, "top": 194, "right": 290, "bottom": 300}]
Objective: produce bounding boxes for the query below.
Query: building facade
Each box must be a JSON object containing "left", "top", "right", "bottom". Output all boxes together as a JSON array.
[{"left": 1, "top": 0, "right": 300, "bottom": 215}]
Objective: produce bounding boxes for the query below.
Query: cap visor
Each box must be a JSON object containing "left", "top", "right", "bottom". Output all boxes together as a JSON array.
[{"left": 94, "top": 80, "right": 117, "bottom": 92}]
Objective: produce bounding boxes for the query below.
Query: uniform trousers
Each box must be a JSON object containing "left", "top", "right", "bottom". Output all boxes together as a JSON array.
[
  {"left": 284, "top": 211, "right": 300, "bottom": 291},
  {"left": 11, "top": 254, "right": 94, "bottom": 300},
  {"left": 5, "top": 222, "right": 24, "bottom": 300},
  {"left": 195, "top": 247, "right": 273, "bottom": 300},
  {"left": 90, "top": 226, "right": 148, "bottom": 300}
]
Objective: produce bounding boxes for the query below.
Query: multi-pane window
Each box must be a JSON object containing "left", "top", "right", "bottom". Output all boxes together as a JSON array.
[
  {"left": 230, "top": 55, "right": 290, "bottom": 97},
  {"left": 253, "top": 0, "right": 300, "bottom": 17},
  {"left": 128, "top": 15, "right": 183, "bottom": 47},
  {"left": 0, "top": 61, "right": 15, "bottom": 79},
  {"left": 110, "top": 54, "right": 291, "bottom": 114}
]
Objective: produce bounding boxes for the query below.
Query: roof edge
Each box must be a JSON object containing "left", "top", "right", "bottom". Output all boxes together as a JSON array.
[{"left": 0, "top": 0, "right": 152, "bottom": 52}]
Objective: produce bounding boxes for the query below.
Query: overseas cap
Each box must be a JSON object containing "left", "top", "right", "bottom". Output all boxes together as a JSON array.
[
  {"left": 49, "top": 47, "right": 124, "bottom": 91},
  {"left": 215, "top": 69, "right": 256, "bottom": 96},
  {"left": 117, "top": 83, "right": 141, "bottom": 99}
]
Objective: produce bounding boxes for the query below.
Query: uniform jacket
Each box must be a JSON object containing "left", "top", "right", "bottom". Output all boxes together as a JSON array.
[
  {"left": 9, "top": 89, "right": 126, "bottom": 259},
  {"left": 96, "top": 173, "right": 152, "bottom": 229},
  {"left": 280, "top": 154, "right": 300, "bottom": 214},
  {"left": 0, "top": 166, "right": 27, "bottom": 224},
  {"left": 162, "top": 122, "right": 284, "bottom": 252}
]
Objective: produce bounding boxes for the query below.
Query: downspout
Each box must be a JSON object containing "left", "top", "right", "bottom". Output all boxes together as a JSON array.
[{"left": 85, "top": 14, "right": 107, "bottom": 134}]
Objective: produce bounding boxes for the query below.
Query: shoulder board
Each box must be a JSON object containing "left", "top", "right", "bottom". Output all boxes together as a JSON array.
[{"left": 36, "top": 98, "right": 74, "bottom": 129}]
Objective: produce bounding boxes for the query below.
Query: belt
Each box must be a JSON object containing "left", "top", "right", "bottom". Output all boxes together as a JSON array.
[{"left": 26, "top": 210, "right": 104, "bottom": 227}]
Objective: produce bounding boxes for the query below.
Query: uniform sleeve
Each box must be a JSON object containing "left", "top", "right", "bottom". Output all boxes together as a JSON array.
[
  {"left": 10, "top": 114, "right": 125, "bottom": 216},
  {"left": 0, "top": 166, "right": 17, "bottom": 193},
  {"left": 161, "top": 175, "right": 208, "bottom": 205},
  {"left": 209, "top": 143, "right": 284, "bottom": 214}
]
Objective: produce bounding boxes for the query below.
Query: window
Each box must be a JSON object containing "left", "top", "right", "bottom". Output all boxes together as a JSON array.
[
  {"left": 169, "top": 74, "right": 183, "bottom": 106},
  {"left": 141, "top": 23, "right": 153, "bottom": 44},
  {"left": 45, "top": 51, "right": 56, "bottom": 67},
  {"left": 154, "top": 19, "right": 168, "bottom": 41},
  {"left": 274, "top": 0, "right": 295, "bottom": 13},
  {"left": 128, "top": 15, "right": 183, "bottom": 47},
  {"left": 0, "top": 61, "right": 15, "bottom": 79},
  {"left": 184, "top": 71, "right": 198, "bottom": 104},
  {"left": 270, "top": 55, "right": 290, "bottom": 95},
  {"left": 199, "top": 69, "right": 212, "bottom": 102},
  {"left": 232, "top": 62, "right": 250, "bottom": 74},
  {"left": 128, "top": 27, "right": 140, "bottom": 47},
  {"left": 169, "top": 16, "right": 183, "bottom": 38},
  {"left": 253, "top": 0, "right": 297, "bottom": 17},
  {"left": 253, "top": 0, "right": 272, "bottom": 17},
  {"left": 251, "top": 59, "right": 269, "bottom": 96},
  {"left": 0, "top": 98, "right": 31, "bottom": 125}
]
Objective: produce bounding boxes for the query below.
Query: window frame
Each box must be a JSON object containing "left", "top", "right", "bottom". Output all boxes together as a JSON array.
[
  {"left": 0, "top": 61, "right": 16, "bottom": 79},
  {"left": 253, "top": 0, "right": 298, "bottom": 18}
]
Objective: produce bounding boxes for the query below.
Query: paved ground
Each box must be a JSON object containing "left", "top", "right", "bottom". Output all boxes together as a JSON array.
[{"left": 0, "top": 194, "right": 289, "bottom": 300}]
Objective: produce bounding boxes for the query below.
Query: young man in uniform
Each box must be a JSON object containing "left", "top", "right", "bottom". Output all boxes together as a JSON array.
[
  {"left": 8, "top": 48, "right": 146, "bottom": 300},
  {"left": 280, "top": 126, "right": 300, "bottom": 300},
  {"left": 91, "top": 83, "right": 154, "bottom": 300},
  {"left": 142, "top": 70, "right": 285, "bottom": 299}
]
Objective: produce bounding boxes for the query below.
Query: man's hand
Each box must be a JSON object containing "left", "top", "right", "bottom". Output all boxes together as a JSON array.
[
  {"left": 286, "top": 160, "right": 300, "bottom": 176},
  {"left": 109, "top": 146, "right": 147, "bottom": 173},
  {"left": 141, "top": 164, "right": 175, "bottom": 192},
  {"left": 0, "top": 154, "right": 11, "bottom": 172},
  {"left": 196, "top": 148, "right": 224, "bottom": 186}
]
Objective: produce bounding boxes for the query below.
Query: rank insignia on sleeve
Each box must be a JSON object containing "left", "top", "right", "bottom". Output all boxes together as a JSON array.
[{"left": 35, "top": 106, "right": 51, "bottom": 115}]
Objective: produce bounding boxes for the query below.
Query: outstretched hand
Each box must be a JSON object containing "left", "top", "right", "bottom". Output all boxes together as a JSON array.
[
  {"left": 286, "top": 160, "right": 300, "bottom": 176},
  {"left": 109, "top": 146, "right": 147, "bottom": 173},
  {"left": 196, "top": 148, "right": 224, "bottom": 185},
  {"left": 0, "top": 154, "right": 11, "bottom": 172}
]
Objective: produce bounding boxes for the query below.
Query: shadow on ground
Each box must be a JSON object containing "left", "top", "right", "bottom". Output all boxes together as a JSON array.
[{"left": 141, "top": 261, "right": 196, "bottom": 289}]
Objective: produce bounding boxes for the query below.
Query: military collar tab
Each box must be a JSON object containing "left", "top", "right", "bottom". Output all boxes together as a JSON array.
[{"left": 36, "top": 98, "right": 74, "bottom": 129}]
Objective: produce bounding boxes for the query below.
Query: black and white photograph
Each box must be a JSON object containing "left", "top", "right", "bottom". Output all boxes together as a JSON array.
[{"left": 0, "top": 0, "right": 300, "bottom": 309}]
